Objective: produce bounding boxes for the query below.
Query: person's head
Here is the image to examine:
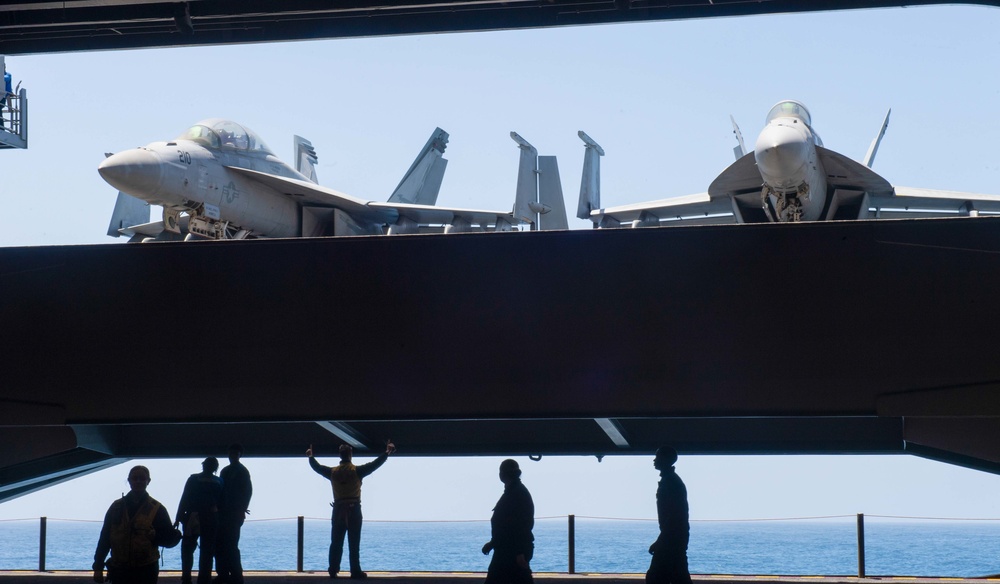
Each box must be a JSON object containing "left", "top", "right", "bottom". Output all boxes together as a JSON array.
[
  {"left": 653, "top": 446, "right": 678, "bottom": 471},
  {"left": 498, "top": 459, "right": 521, "bottom": 483},
  {"left": 127, "top": 465, "right": 151, "bottom": 494},
  {"left": 228, "top": 443, "right": 243, "bottom": 464},
  {"left": 339, "top": 444, "right": 353, "bottom": 463},
  {"left": 202, "top": 456, "right": 220, "bottom": 474}
]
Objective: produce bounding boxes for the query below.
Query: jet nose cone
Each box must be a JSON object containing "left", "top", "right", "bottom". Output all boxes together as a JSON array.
[
  {"left": 754, "top": 124, "right": 810, "bottom": 186},
  {"left": 98, "top": 148, "right": 163, "bottom": 197}
]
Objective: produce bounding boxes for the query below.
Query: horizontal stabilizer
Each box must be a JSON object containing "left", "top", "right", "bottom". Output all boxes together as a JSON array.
[{"left": 106, "top": 191, "right": 150, "bottom": 237}]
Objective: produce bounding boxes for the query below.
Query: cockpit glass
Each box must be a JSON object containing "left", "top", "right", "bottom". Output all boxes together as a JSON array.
[
  {"left": 177, "top": 119, "right": 274, "bottom": 154},
  {"left": 178, "top": 125, "right": 220, "bottom": 149},
  {"left": 765, "top": 101, "right": 812, "bottom": 126}
]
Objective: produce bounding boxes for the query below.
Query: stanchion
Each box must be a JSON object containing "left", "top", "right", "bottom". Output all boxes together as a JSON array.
[
  {"left": 857, "top": 513, "right": 866, "bottom": 578},
  {"left": 297, "top": 516, "right": 305, "bottom": 572},
  {"left": 39, "top": 516, "right": 46, "bottom": 572},
  {"left": 568, "top": 514, "right": 575, "bottom": 574}
]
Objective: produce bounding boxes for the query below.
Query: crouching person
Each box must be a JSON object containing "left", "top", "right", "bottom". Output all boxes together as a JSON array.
[{"left": 93, "top": 465, "right": 181, "bottom": 584}]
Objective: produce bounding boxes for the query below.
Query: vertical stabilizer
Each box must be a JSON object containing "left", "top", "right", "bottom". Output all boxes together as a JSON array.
[
  {"left": 387, "top": 127, "right": 449, "bottom": 205},
  {"left": 294, "top": 135, "right": 319, "bottom": 183},
  {"left": 510, "top": 131, "right": 539, "bottom": 226},
  {"left": 730, "top": 115, "right": 746, "bottom": 160},
  {"left": 537, "top": 156, "right": 568, "bottom": 230},
  {"left": 577, "top": 131, "right": 604, "bottom": 221},
  {"left": 862, "top": 108, "right": 891, "bottom": 168},
  {"left": 106, "top": 191, "right": 151, "bottom": 237}
]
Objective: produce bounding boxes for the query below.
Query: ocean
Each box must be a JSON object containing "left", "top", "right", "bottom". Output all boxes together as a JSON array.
[{"left": 2, "top": 516, "right": 999, "bottom": 577}]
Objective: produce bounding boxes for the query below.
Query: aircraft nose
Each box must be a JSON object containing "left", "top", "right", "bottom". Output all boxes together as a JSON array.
[
  {"left": 754, "top": 124, "right": 810, "bottom": 183},
  {"left": 98, "top": 148, "right": 163, "bottom": 196}
]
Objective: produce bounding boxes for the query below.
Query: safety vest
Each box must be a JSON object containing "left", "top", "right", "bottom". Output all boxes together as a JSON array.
[
  {"left": 330, "top": 464, "right": 361, "bottom": 501},
  {"left": 109, "top": 496, "right": 162, "bottom": 567}
]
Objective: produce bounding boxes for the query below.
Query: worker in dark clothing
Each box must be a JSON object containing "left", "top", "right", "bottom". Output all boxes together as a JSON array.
[
  {"left": 176, "top": 457, "right": 224, "bottom": 584},
  {"left": 646, "top": 446, "right": 692, "bottom": 584},
  {"left": 93, "top": 465, "right": 181, "bottom": 584},
  {"left": 0, "top": 61, "right": 10, "bottom": 130},
  {"left": 482, "top": 459, "right": 535, "bottom": 584},
  {"left": 217, "top": 444, "right": 253, "bottom": 584},
  {"left": 307, "top": 441, "right": 395, "bottom": 579}
]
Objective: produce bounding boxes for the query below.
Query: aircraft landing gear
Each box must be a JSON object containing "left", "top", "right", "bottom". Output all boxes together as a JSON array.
[{"left": 762, "top": 184, "right": 808, "bottom": 222}]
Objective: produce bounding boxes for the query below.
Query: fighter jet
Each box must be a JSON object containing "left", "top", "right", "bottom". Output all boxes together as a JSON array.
[
  {"left": 577, "top": 100, "right": 1000, "bottom": 227},
  {"left": 102, "top": 119, "right": 565, "bottom": 242}
]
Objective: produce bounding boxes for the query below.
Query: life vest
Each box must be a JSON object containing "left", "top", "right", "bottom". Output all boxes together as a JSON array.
[
  {"left": 109, "top": 496, "right": 162, "bottom": 567},
  {"left": 330, "top": 464, "right": 361, "bottom": 501}
]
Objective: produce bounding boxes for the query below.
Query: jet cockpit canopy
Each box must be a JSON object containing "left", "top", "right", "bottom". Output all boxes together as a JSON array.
[
  {"left": 765, "top": 100, "right": 812, "bottom": 126},
  {"left": 178, "top": 119, "right": 274, "bottom": 155}
]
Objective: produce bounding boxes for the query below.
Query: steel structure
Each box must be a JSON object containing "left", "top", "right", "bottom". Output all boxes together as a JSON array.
[
  {"left": 4, "top": 218, "right": 1000, "bottom": 500},
  {"left": 1, "top": 0, "right": 999, "bottom": 55}
]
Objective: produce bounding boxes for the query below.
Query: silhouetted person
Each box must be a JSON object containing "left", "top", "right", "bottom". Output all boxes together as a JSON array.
[
  {"left": 176, "top": 457, "right": 224, "bottom": 584},
  {"left": 217, "top": 444, "right": 253, "bottom": 584},
  {"left": 93, "top": 465, "right": 181, "bottom": 584},
  {"left": 0, "top": 62, "right": 10, "bottom": 129},
  {"left": 482, "top": 459, "right": 534, "bottom": 584},
  {"left": 307, "top": 441, "right": 395, "bottom": 579},
  {"left": 646, "top": 446, "right": 691, "bottom": 584}
]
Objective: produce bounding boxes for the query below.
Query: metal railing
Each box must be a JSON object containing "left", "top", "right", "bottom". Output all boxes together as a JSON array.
[
  {"left": 3, "top": 513, "right": 999, "bottom": 577},
  {"left": 0, "top": 87, "right": 27, "bottom": 149}
]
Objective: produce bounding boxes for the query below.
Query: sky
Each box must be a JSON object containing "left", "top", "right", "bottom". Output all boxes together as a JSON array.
[{"left": 3, "top": 4, "right": 1000, "bottom": 524}]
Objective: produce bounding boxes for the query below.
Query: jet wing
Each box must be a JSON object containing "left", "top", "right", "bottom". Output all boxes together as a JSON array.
[
  {"left": 815, "top": 146, "right": 894, "bottom": 196},
  {"left": 228, "top": 166, "right": 516, "bottom": 229},
  {"left": 369, "top": 201, "right": 515, "bottom": 227},
  {"left": 227, "top": 166, "right": 398, "bottom": 224},
  {"left": 707, "top": 152, "right": 762, "bottom": 198},
  {"left": 876, "top": 186, "right": 1000, "bottom": 214},
  {"left": 585, "top": 193, "right": 736, "bottom": 226}
]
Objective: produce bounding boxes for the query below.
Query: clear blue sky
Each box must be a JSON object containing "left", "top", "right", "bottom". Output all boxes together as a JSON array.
[{"left": 2, "top": 5, "right": 1000, "bottom": 523}]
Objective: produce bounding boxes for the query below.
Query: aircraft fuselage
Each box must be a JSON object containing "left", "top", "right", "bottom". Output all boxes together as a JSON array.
[
  {"left": 753, "top": 101, "right": 827, "bottom": 222},
  {"left": 99, "top": 123, "right": 307, "bottom": 238}
]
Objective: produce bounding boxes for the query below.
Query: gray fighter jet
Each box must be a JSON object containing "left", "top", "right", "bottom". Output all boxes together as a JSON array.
[
  {"left": 102, "top": 119, "right": 565, "bottom": 241},
  {"left": 577, "top": 100, "right": 1000, "bottom": 227}
]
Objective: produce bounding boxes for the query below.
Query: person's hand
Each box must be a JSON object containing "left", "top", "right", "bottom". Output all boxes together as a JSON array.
[
  {"left": 481, "top": 541, "right": 493, "bottom": 555},
  {"left": 516, "top": 554, "right": 530, "bottom": 569},
  {"left": 385, "top": 440, "right": 396, "bottom": 455},
  {"left": 173, "top": 520, "right": 180, "bottom": 528},
  {"left": 306, "top": 444, "right": 314, "bottom": 457},
  {"left": 92, "top": 562, "right": 105, "bottom": 583}
]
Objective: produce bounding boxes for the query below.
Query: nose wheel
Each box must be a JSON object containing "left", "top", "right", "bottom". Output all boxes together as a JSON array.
[{"left": 761, "top": 184, "right": 808, "bottom": 222}]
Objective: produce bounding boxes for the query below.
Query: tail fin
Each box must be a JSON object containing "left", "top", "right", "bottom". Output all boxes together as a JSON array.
[
  {"left": 106, "top": 191, "right": 151, "bottom": 237},
  {"left": 511, "top": 131, "right": 538, "bottom": 225},
  {"left": 730, "top": 115, "right": 747, "bottom": 160},
  {"left": 294, "top": 135, "right": 319, "bottom": 183},
  {"left": 387, "top": 127, "right": 449, "bottom": 205},
  {"left": 577, "top": 131, "right": 604, "bottom": 221},
  {"left": 510, "top": 132, "right": 568, "bottom": 230},
  {"left": 537, "top": 156, "right": 568, "bottom": 230},
  {"left": 862, "top": 108, "right": 891, "bottom": 168}
]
